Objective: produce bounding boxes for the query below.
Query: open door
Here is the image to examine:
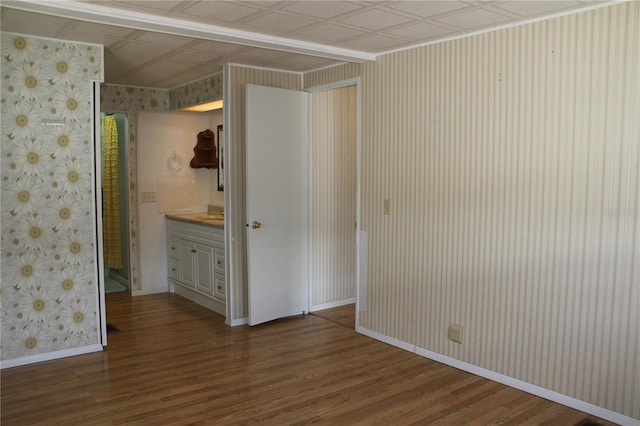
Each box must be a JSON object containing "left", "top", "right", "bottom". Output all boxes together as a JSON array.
[{"left": 246, "top": 84, "right": 309, "bottom": 326}]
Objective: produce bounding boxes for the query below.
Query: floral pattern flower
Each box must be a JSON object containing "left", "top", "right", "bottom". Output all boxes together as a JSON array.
[
  {"left": 19, "top": 286, "right": 57, "bottom": 322},
  {"left": 6, "top": 252, "right": 43, "bottom": 290},
  {"left": 15, "top": 213, "right": 52, "bottom": 251},
  {"left": 2, "top": 102, "right": 40, "bottom": 141},
  {"left": 43, "top": 48, "right": 79, "bottom": 86},
  {"left": 53, "top": 269, "right": 80, "bottom": 302},
  {"left": 55, "top": 158, "right": 91, "bottom": 194},
  {"left": 3, "top": 178, "right": 43, "bottom": 215},
  {"left": 1, "top": 32, "right": 103, "bottom": 361},
  {"left": 54, "top": 86, "right": 84, "bottom": 122},
  {"left": 12, "top": 63, "right": 48, "bottom": 100},
  {"left": 49, "top": 196, "right": 79, "bottom": 231},
  {"left": 61, "top": 298, "right": 95, "bottom": 334},
  {"left": 12, "top": 140, "right": 49, "bottom": 176},
  {"left": 46, "top": 125, "right": 80, "bottom": 160},
  {"left": 58, "top": 231, "right": 93, "bottom": 265}
]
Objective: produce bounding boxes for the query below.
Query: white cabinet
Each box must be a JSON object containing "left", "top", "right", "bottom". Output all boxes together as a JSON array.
[{"left": 167, "top": 219, "right": 225, "bottom": 316}]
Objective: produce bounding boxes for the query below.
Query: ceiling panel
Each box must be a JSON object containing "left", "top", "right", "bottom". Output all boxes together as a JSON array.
[
  {"left": 336, "top": 8, "right": 415, "bottom": 31},
  {"left": 434, "top": 8, "right": 513, "bottom": 30},
  {"left": 1, "top": 1, "right": 610, "bottom": 89},
  {"left": 243, "top": 12, "right": 319, "bottom": 34},
  {"left": 297, "top": 23, "right": 368, "bottom": 43},
  {"left": 384, "top": 22, "right": 455, "bottom": 41},
  {"left": 178, "top": 1, "right": 263, "bottom": 23},
  {"left": 492, "top": 1, "right": 585, "bottom": 17},
  {"left": 384, "top": 1, "right": 470, "bottom": 18},
  {"left": 280, "top": 1, "right": 365, "bottom": 19}
]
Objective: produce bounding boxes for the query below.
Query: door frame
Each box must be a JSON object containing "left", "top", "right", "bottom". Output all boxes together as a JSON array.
[
  {"left": 304, "top": 77, "right": 362, "bottom": 327},
  {"left": 92, "top": 83, "right": 108, "bottom": 346},
  {"left": 222, "top": 69, "right": 362, "bottom": 327}
]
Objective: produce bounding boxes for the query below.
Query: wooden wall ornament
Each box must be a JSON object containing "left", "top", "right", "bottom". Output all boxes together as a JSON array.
[{"left": 190, "top": 129, "right": 218, "bottom": 169}]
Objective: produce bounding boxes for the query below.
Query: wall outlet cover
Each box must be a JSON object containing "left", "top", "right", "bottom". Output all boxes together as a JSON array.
[{"left": 449, "top": 323, "right": 463, "bottom": 344}]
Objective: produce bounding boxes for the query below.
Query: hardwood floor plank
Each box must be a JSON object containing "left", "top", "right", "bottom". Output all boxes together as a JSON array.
[{"left": 1, "top": 293, "right": 617, "bottom": 425}]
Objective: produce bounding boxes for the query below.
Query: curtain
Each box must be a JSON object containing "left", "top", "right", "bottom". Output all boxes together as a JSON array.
[{"left": 102, "top": 115, "right": 122, "bottom": 269}]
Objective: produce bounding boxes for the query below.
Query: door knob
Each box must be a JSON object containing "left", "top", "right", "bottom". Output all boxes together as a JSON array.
[{"left": 251, "top": 220, "right": 262, "bottom": 229}]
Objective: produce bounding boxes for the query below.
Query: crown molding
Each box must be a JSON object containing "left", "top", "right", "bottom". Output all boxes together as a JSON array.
[{"left": 2, "top": 0, "right": 376, "bottom": 63}]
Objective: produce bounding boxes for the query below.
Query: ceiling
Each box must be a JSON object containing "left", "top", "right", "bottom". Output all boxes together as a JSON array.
[{"left": 1, "top": 0, "right": 608, "bottom": 89}]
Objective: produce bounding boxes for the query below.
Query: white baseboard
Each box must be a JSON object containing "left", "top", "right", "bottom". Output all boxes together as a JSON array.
[
  {"left": 356, "top": 326, "right": 639, "bottom": 426},
  {"left": 310, "top": 297, "right": 356, "bottom": 312},
  {"left": 356, "top": 325, "right": 416, "bottom": 353},
  {"left": 132, "top": 287, "right": 168, "bottom": 296},
  {"left": 226, "top": 317, "right": 248, "bottom": 326},
  {"left": 0, "top": 344, "right": 103, "bottom": 369}
]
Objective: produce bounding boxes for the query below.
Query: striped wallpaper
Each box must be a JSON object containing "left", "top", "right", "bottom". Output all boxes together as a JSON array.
[
  {"left": 309, "top": 85, "right": 358, "bottom": 308},
  {"left": 304, "top": 62, "right": 363, "bottom": 89},
  {"left": 356, "top": 2, "right": 639, "bottom": 419},
  {"left": 225, "top": 4, "right": 638, "bottom": 417}
]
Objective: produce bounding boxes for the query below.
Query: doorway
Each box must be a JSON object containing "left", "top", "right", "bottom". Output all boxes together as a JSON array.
[
  {"left": 308, "top": 82, "right": 359, "bottom": 328},
  {"left": 100, "top": 112, "right": 130, "bottom": 293}
]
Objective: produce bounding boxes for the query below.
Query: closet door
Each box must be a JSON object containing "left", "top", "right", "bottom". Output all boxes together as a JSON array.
[{"left": 245, "top": 84, "right": 309, "bottom": 326}]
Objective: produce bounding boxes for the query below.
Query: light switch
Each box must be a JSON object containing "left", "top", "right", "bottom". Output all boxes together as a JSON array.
[{"left": 384, "top": 199, "right": 391, "bottom": 215}]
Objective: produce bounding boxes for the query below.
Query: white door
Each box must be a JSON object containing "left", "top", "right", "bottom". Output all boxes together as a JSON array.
[{"left": 246, "top": 84, "right": 309, "bottom": 326}]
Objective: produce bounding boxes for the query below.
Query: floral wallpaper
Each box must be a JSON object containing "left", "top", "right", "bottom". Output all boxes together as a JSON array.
[
  {"left": 100, "top": 85, "right": 170, "bottom": 292},
  {"left": 169, "top": 71, "right": 222, "bottom": 110},
  {"left": 1, "top": 33, "right": 103, "bottom": 361}
]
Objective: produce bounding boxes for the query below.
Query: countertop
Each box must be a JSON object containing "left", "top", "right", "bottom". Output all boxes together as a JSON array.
[{"left": 165, "top": 212, "right": 224, "bottom": 229}]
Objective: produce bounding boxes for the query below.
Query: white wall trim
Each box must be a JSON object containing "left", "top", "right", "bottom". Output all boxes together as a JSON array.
[
  {"left": 0, "top": 344, "right": 103, "bottom": 369},
  {"left": 4, "top": 1, "right": 375, "bottom": 63},
  {"left": 310, "top": 298, "right": 356, "bottom": 312},
  {"left": 356, "top": 326, "right": 416, "bottom": 353},
  {"left": 226, "top": 317, "right": 249, "bottom": 327},
  {"left": 92, "top": 82, "right": 107, "bottom": 347},
  {"left": 222, "top": 63, "right": 233, "bottom": 323},
  {"left": 378, "top": 0, "right": 627, "bottom": 58},
  {"left": 304, "top": 77, "right": 361, "bottom": 93},
  {"left": 226, "top": 63, "right": 304, "bottom": 76},
  {"left": 131, "top": 288, "right": 168, "bottom": 296},
  {"left": 356, "top": 326, "right": 639, "bottom": 426}
]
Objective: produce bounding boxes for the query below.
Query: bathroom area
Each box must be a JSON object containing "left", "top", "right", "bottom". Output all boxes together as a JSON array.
[{"left": 100, "top": 112, "right": 130, "bottom": 293}]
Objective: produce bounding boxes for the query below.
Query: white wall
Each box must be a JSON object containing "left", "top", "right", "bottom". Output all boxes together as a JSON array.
[{"left": 137, "top": 110, "right": 221, "bottom": 294}]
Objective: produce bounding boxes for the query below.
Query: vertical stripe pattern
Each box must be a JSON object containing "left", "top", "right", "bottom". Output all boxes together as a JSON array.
[
  {"left": 310, "top": 86, "right": 358, "bottom": 307},
  {"left": 358, "top": 3, "right": 639, "bottom": 419},
  {"left": 304, "top": 63, "right": 363, "bottom": 89}
]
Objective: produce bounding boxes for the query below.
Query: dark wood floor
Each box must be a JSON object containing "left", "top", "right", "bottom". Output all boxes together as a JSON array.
[
  {"left": 1, "top": 293, "right": 616, "bottom": 425},
  {"left": 311, "top": 303, "right": 356, "bottom": 329}
]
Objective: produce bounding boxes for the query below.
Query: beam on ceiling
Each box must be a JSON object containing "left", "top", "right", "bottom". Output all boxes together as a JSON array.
[{"left": 2, "top": 0, "right": 377, "bottom": 63}]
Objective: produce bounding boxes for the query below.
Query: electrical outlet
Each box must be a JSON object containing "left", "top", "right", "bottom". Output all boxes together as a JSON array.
[
  {"left": 141, "top": 192, "right": 157, "bottom": 203},
  {"left": 449, "top": 323, "right": 463, "bottom": 344},
  {"left": 384, "top": 199, "right": 391, "bottom": 215}
]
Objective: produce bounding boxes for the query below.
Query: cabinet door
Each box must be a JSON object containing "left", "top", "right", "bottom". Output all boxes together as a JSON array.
[
  {"left": 195, "top": 244, "right": 214, "bottom": 296},
  {"left": 179, "top": 240, "right": 196, "bottom": 289}
]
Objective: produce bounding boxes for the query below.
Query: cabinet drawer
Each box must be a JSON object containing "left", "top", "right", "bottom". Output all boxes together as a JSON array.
[
  {"left": 168, "top": 237, "right": 179, "bottom": 259},
  {"left": 169, "top": 258, "right": 180, "bottom": 280},
  {"left": 214, "top": 274, "right": 225, "bottom": 301},
  {"left": 214, "top": 250, "right": 225, "bottom": 273}
]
